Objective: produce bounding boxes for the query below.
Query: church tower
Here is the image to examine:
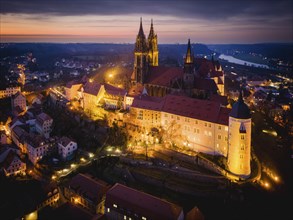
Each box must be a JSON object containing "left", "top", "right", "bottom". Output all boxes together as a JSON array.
[
  {"left": 133, "top": 18, "right": 148, "bottom": 84},
  {"left": 183, "top": 39, "right": 195, "bottom": 90},
  {"left": 227, "top": 91, "right": 251, "bottom": 178},
  {"left": 148, "top": 19, "right": 159, "bottom": 66}
]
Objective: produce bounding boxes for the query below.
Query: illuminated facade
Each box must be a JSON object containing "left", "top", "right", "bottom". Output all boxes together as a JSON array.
[
  {"left": 148, "top": 19, "right": 159, "bottom": 66},
  {"left": 64, "top": 174, "right": 110, "bottom": 214},
  {"left": 11, "top": 91, "right": 26, "bottom": 112},
  {"left": 129, "top": 93, "right": 252, "bottom": 177},
  {"left": 227, "top": 91, "right": 251, "bottom": 177},
  {"left": 132, "top": 18, "right": 149, "bottom": 84},
  {"left": 0, "top": 86, "right": 21, "bottom": 99}
]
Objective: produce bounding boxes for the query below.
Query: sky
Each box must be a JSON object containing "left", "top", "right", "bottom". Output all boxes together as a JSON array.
[{"left": 0, "top": 0, "right": 292, "bottom": 44}]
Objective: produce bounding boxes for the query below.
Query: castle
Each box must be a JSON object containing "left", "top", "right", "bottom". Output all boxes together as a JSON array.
[{"left": 129, "top": 19, "right": 252, "bottom": 178}]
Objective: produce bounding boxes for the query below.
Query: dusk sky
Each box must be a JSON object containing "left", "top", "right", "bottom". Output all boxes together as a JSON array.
[{"left": 0, "top": 0, "right": 292, "bottom": 44}]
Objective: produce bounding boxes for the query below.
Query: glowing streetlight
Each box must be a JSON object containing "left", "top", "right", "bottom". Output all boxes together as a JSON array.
[{"left": 89, "top": 153, "right": 94, "bottom": 158}]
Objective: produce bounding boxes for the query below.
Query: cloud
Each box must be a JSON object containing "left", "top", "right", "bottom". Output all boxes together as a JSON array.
[{"left": 0, "top": 0, "right": 292, "bottom": 21}]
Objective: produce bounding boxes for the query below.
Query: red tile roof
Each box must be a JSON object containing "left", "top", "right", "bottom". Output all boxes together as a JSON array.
[
  {"left": 104, "top": 84, "right": 126, "bottom": 96},
  {"left": 146, "top": 66, "right": 184, "bottom": 87},
  {"left": 36, "top": 112, "right": 52, "bottom": 125},
  {"left": 2, "top": 151, "right": 20, "bottom": 170},
  {"left": 26, "top": 134, "right": 46, "bottom": 148},
  {"left": 67, "top": 174, "right": 110, "bottom": 204},
  {"left": 194, "top": 78, "right": 218, "bottom": 92},
  {"left": 195, "top": 58, "right": 223, "bottom": 78},
  {"left": 105, "top": 183, "right": 183, "bottom": 220},
  {"left": 83, "top": 81, "right": 103, "bottom": 96},
  {"left": 131, "top": 94, "right": 230, "bottom": 125},
  {"left": 65, "top": 80, "right": 81, "bottom": 89},
  {"left": 210, "top": 94, "right": 228, "bottom": 106},
  {"left": 128, "top": 83, "right": 145, "bottom": 97},
  {"left": 132, "top": 95, "right": 164, "bottom": 111},
  {"left": 59, "top": 136, "right": 74, "bottom": 147}
]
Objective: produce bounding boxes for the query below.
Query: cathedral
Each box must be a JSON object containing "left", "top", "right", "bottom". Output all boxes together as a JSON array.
[{"left": 131, "top": 19, "right": 225, "bottom": 99}]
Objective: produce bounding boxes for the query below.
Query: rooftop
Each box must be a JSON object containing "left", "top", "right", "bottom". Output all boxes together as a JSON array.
[
  {"left": 67, "top": 174, "right": 110, "bottom": 204},
  {"left": 132, "top": 94, "right": 231, "bottom": 125},
  {"left": 59, "top": 136, "right": 74, "bottom": 147},
  {"left": 105, "top": 183, "right": 183, "bottom": 220}
]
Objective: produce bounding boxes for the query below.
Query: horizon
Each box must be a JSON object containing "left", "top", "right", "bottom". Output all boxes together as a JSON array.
[
  {"left": 1, "top": 38, "right": 293, "bottom": 45},
  {"left": 1, "top": 0, "right": 292, "bottom": 44}
]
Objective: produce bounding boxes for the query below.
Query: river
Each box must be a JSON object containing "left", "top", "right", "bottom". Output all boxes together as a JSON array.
[{"left": 219, "top": 54, "right": 269, "bottom": 69}]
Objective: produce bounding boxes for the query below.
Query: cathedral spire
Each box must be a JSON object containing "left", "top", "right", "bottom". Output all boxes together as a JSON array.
[
  {"left": 138, "top": 17, "right": 144, "bottom": 37},
  {"left": 149, "top": 19, "right": 155, "bottom": 38},
  {"left": 185, "top": 39, "right": 193, "bottom": 64}
]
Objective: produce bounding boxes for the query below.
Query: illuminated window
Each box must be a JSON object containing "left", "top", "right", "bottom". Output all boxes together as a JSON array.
[
  {"left": 124, "top": 216, "right": 127, "bottom": 220},
  {"left": 107, "top": 208, "right": 110, "bottom": 213},
  {"left": 208, "top": 131, "right": 212, "bottom": 136},
  {"left": 113, "top": 204, "right": 117, "bottom": 208},
  {"left": 142, "top": 217, "right": 147, "bottom": 220},
  {"left": 225, "top": 126, "right": 228, "bottom": 131}
]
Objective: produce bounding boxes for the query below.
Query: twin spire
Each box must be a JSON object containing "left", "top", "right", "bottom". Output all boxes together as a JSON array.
[{"left": 135, "top": 18, "right": 156, "bottom": 53}]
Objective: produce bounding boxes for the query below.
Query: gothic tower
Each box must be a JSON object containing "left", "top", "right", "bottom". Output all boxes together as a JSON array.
[
  {"left": 183, "top": 39, "right": 195, "bottom": 90},
  {"left": 227, "top": 91, "right": 251, "bottom": 178},
  {"left": 148, "top": 19, "right": 159, "bottom": 66},
  {"left": 133, "top": 18, "right": 148, "bottom": 84}
]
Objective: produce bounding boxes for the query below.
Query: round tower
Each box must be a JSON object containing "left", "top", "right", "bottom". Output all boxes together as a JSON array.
[{"left": 227, "top": 91, "right": 251, "bottom": 178}]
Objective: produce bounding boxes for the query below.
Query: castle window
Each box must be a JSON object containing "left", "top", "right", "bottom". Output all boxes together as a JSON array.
[
  {"left": 241, "top": 135, "right": 245, "bottom": 140},
  {"left": 177, "top": 116, "right": 180, "bottom": 120},
  {"left": 218, "top": 135, "right": 221, "bottom": 140},
  {"left": 195, "top": 120, "right": 198, "bottom": 124},
  {"left": 204, "top": 123, "right": 207, "bottom": 127},
  {"left": 240, "top": 155, "right": 243, "bottom": 159},
  {"left": 225, "top": 126, "right": 228, "bottom": 131},
  {"left": 218, "top": 125, "right": 221, "bottom": 130},
  {"left": 209, "top": 123, "right": 211, "bottom": 128}
]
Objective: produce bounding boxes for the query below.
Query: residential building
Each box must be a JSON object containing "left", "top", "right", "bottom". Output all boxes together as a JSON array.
[
  {"left": 105, "top": 183, "right": 184, "bottom": 220},
  {"left": 11, "top": 91, "right": 26, "bottom": 112},
  {"left": 2, "top": 151, "right": 26, "bottom": 176},
  {"left": 58, "top": 136, "right": 77, "bottom": 161},
  {"left": 0, "top": 86, "right": 21, "bottom": 99},
  {"left": 36, "top": 112, "right": 53, "bottom": 139},
  {"left": 26, "top": 135, "right": 49, "bottom": 165},
  {"left": 11, "top": 125, "right": 28, "bottom": 153},
  {"left": 64, "top": 173, "right": 110, "bottom": 214}
]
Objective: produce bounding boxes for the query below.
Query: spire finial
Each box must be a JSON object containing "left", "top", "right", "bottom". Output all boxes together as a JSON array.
[{"left": 138, "top": 17, "right": 144, "bottom": 36}]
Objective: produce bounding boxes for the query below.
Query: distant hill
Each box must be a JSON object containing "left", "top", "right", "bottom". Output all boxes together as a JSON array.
[
  {"left": 0, "top": 43, "right": 214, "bottom": 67},
  {"left": 207, "top": 43, "right": 293, "bottom": 62}
]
